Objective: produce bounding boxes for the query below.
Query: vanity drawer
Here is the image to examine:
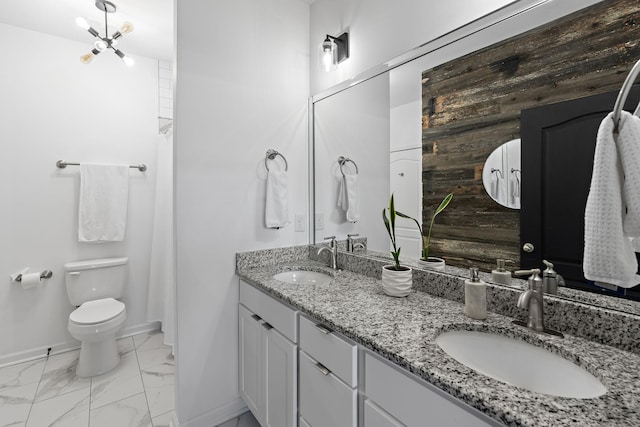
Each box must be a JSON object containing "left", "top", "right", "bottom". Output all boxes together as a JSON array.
[
  {"left": 299, "top": 315, "right": 357, "bottom": 387},
  {"left": 299, "top": 350, "right": 357, "bottom": 427},
  {"left": 364, "top": 352, "right": 497, "bottom": 427},
  {"left": 239, "top": 280, "right": 297, "bottom": 343},
  {"left": 363, "top": 399, "right": 403, "bottom": 427}
]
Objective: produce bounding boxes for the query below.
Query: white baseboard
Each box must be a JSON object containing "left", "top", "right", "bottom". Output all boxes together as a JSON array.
[
  {"left": 178, "top": 397, "right": 248, "bottom": 427},
  {"left": 0, "top": 321, "right": 161, "bottom": 368}
]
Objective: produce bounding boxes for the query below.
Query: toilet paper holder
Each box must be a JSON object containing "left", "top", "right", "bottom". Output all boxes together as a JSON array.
[{"left": 14, "top": 270, "right": 53, "bottom": 282}]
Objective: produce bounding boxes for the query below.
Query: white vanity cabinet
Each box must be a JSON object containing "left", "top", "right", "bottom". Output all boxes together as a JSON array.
[
  {"left": 239, "top": 281, "right": 298, "bottom": 427},
  {"left": 298, "top": 315, "right": 358, "bottom": 427},
  {"left": 363, "top": 352, "right": 500, "bottom": 427}
]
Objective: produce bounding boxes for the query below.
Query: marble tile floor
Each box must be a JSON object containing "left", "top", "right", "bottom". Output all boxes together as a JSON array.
[{"left": 0, "top": 330, "right": 175, "bottom": 427}]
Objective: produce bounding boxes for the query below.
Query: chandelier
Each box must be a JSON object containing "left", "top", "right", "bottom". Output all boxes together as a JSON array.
[{"left": 76, "top": 0, "right": 135, "bottom": 66}]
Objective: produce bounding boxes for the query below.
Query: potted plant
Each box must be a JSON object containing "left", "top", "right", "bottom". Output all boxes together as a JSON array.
[
  {"left": 381, "top": 194, "right": 412, "bottom": 297},
  {"left": 397, "top": 192, "right": 453, "bottom": 270}
]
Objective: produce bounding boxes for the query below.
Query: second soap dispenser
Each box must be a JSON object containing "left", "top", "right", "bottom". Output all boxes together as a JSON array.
[
  {"left": 491, "top": 259, "right": 513, "bottom": 285},
  {"left": 464, "top": 267, "right": 487, "bottom": 320}
]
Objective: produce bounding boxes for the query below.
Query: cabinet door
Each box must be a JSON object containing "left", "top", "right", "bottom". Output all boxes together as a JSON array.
[
  {"left": 239, "top": 305, "right": 264, "bottom": 423},
  {"left": 264, "top": 324, "right": 297, "bottom": 427}
]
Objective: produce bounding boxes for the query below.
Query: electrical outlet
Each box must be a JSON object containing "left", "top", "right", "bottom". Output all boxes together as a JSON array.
[
  {"left": 315, "top": 212, "right": 324, "bottom": 230},
  {"left": 294, "top": 214, "right": 306, "bottom": 232}
]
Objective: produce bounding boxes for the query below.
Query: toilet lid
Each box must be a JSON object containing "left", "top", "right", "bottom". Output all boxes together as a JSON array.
[{"left": 70, "top": 298, "right": 125, "bottom": 325}]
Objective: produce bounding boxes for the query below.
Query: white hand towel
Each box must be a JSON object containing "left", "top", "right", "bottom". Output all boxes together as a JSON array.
[
  {"left": 265, "top": 170, "right": 289, "bottom": 229},
  {"left": 492, "top": 173, "right": 506, "bottom": 205},
  {"left": 584, "top": 111, "right": 640, "bottom": 288},
  {"left": 337, "top": 174, "right": 359, "bottom": 223},
  {"left": 344, "top": 174, "right": 360, "bottom": 223},
  {"left": 79, "top": 163, "right": 130, "bottom": 242}
]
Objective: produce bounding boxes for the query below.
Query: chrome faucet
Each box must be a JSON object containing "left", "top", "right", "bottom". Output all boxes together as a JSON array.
[
  {"left": 317, "top": 236, "right": 338, "bottom": 269},
  {"left": 514, "top": 269, "right": 545, "bottom": 332},
  {"left": 346, "top": 233, "right": 365, "bottom": 252}
]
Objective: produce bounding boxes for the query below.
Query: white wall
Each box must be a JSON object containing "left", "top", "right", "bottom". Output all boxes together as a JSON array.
[
  {"left": 309, "top": 0, "right": 516, "bottom": 94},
  {"left": 175, "top": 0, "right": 309, "bottom": 425},
  {"left": 0, "top": 23, "right": 160, "bottom": 365}
]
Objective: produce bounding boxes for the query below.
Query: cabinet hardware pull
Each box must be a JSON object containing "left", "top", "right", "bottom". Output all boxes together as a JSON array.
[
  {"left": 315, "top": 362, "right": 331, "bottom": 376},
  {"left": 251, "top": 314, "right": 262, "bottom": 322},
  {"left": 315, "top": 324, "right": 332, "bottom": 335},
  {"left": 262, "top": 323, "right": 273, "bottom": 331}
]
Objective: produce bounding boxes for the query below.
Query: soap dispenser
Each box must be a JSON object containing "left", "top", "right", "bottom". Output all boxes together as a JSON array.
[
  {"left": 491, "top": 259, "right": 513, "bottom": 285},
  {"left": 464, "top": 267, "right": 487, "bottom": 320}
]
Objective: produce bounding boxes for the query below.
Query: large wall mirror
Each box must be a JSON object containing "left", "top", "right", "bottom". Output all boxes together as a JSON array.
[{"left": 311, "top": 0, "right": 640, "bottom": 314}]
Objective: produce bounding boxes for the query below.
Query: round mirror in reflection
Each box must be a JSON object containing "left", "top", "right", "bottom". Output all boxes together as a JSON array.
[{"left": 482, "top": 138, "right": 521, "bottom": 209}]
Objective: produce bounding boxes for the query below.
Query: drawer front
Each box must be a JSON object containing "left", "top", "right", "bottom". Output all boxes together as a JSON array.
[
  {"left": 299, "top": 351, "right": 357, "bottom": 427},
  {"left": 240, "top": 280, "right": 297, "bottom": 342},
  {"left": 364, "top": 399, "right": 404, "bottom": 427},
  {"left": 299, "top": 315, "right": 357, "bottom": 387},
  {"left": 365, "top": 353, "right": 497, "bottom": 427}
]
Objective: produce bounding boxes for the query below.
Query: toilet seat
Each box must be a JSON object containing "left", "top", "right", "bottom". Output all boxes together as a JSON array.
[{"left": 70, "top": 298, "right": 125, "bottom": 325}]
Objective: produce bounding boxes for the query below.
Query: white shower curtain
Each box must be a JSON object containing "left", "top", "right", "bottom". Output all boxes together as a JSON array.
[{"left": 147, "top": 132, "right": 175, "bottom": 351}]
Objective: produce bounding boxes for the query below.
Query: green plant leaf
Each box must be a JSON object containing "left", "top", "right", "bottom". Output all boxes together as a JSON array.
[
  {"left": 396, "top": 210, "right": 423, "bottom": 235},
  {"left": 433, "top": 192, "right": 454, "bottom": 217}
]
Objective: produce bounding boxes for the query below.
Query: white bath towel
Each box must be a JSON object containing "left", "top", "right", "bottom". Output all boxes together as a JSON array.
[
  {"left": 584, "top": 111, "right": 640, "bottom": 288},
  {"left": 265, "top": 170, "right": 289, "bottom": 229},
  {"left": 79, "top": 163, "right": 130, "bottom": 242},
  {"left": 337, "top": 174, "right": 360, "bottom": 223}
]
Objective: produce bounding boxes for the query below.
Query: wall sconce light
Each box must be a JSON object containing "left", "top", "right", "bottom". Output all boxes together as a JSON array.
[
  {"left": 322, "top": 32, "right": 349, "bottom": 72},
  {"left": 77, "top": 0, "right": 135, "bottom": 66}
]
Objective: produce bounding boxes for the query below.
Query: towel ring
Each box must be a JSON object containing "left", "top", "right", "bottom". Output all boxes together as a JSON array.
[
  {"left": 612, "top": 58, "right": 640, "bottom": 133},
  {"left": 265, "top": 149, "right": 288, "bottom": 172},
  {"left": 338, "top": 156, "right": 359, "bottom": 177}
]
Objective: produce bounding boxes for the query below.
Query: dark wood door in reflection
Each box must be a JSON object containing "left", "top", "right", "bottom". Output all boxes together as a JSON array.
[{"left": 521, "top": 86, "right": 640, "bottom": 300}]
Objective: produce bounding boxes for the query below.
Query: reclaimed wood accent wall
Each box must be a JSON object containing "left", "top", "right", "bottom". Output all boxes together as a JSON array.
[{"left": 421, "top": 0, "right": 640, "bottom": 272}]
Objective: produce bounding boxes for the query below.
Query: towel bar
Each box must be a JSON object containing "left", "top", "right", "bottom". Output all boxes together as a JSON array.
[
  {"left": 338, "top": 156, "right": 359, "bottom": 176},
  {"left": 56, "top": 160, "right": 147, "bottom": 172},
  {"left": 265, "top": 149, "right": 288, "bottom": 171}
]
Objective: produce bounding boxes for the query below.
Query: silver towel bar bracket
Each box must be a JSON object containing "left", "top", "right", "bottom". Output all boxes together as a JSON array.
[
  {"left": 338, "top": 156, "right": 359, "bottom": 176},
  {"left": 56, "top": 160, "right": 147, "bottom": 172},
  {"left": 15, "top": 270, "right": 53, "bottom": 282},
  {"left": 265, "top": 149, "right": 288, "bottom": 171}
]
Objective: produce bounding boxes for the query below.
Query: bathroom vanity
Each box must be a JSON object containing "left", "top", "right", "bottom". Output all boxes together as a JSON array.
[{"left": 236, "top": 245, "right": 640, "bottom": 426}]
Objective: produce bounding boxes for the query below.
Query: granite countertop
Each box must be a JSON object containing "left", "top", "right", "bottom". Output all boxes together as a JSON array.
[{"left": 237, "top": 259, "right": 640, "bottom": 427}]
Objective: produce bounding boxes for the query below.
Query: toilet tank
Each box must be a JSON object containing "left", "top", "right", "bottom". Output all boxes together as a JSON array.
[{"left": 64, "top": 257, "right": 128, "bottom": 306}]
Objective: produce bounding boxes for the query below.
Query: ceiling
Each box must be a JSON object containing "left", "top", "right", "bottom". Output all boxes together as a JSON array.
[{"left": 0, "top": 0, "right": 174, "bottom": 61}]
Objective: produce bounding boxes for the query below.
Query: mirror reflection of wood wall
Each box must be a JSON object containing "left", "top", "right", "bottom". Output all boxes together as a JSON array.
[{"left": 421, "top": 0, "right": 640, "bottom": 271}]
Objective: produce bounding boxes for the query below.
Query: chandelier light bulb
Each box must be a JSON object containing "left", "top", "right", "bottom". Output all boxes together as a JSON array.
[
  {"left": 80, "top": 52, "right": 95, "bottom": 64},
  {"left": 120, "top": 21, "right": 134, "bottom": 34},
  {"left": 94, "top": 39, "right": 108, "bottom": 51},
  {"left": 75, "top": 17, "right": 91, "bottom": 30},
  {"left": 123, "top": 56, "right": 135, "bottom": 67}
]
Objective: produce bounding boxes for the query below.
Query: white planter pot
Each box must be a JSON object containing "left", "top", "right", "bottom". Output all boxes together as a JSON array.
[
  {"left": 418, "top": 257, "right": 446, "bottom": 270},
  {"left": 381, "top": 265, "right": 413, "bottom": 297}
]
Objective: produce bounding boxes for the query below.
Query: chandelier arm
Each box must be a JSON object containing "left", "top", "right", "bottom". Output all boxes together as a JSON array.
[{"left": 104, "top": 8, "right": 109, "bottom": 40}]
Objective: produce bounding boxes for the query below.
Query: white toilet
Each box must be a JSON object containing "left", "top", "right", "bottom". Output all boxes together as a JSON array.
[{"left": 64, "top": 257, "right": 128, "bottom": 377}]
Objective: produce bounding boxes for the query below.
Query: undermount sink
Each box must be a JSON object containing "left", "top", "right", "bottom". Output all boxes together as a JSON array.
[
  {"left": 436, "top": 330, "right": 606, "bottom": 399},
  {"left": 273, "top": 270, "right": 333, "bottom": 285}
]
